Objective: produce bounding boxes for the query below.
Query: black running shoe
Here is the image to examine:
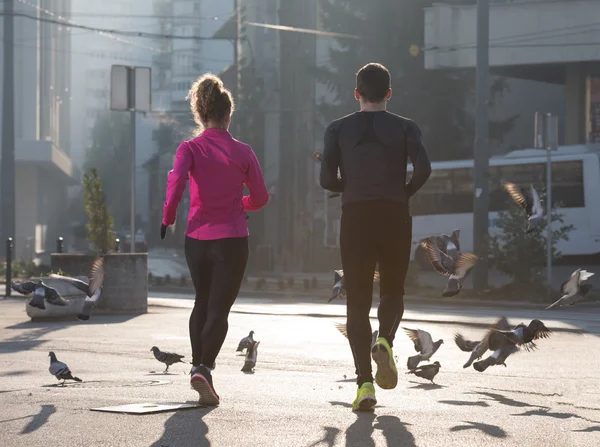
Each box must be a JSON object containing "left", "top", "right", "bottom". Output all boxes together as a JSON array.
[{"left": 190, "top": 365, "right": 220, "bottom": 406}]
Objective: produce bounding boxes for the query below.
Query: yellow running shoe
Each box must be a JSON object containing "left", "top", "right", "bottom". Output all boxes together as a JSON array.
[
  {"left": 371, "top": 337, "right": 398, "bottom": 389},
  {"left": 352, "top": 382, "right": 377, "bottom": 411}
]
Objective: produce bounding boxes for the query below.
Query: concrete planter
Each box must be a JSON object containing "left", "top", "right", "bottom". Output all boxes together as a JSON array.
[{"left": 27, "top": 253, "right": 149, "bottom": 319}]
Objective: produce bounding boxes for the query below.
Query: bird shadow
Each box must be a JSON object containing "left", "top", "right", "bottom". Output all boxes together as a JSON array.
[
  {"left": 511, "top": 408, "right": 600, "bottom": 424},
  {"left": 150, "top": 406, "right": 215, "bottom": 447},
  {"left": 373, "top": 416, "right": 416, "bottom": 447},
  {"left": 345, "top": 412, "right": 376, "bottom": 447},
  {"left": 573, "top": 426, "right": 600, "bottom": 432},
  {"left": 476, "top": 386, "right": 562, "bottom": 398},
  {"left": 0, "top": 370, "right": 28, "bottom": 377},
  {"left": 408, "top": 381, "right": 445, "bottom": 390},
  {"left": 306, "top": 426, "right": 341, "bottom": 447},
  {"left": 146, "top": 372, "right": 179, "bottom": 376},
  {"left": 438, "top": 400, "right": 489, "bottom": 407},
  {"left": 450, "top": 421, "right": 507, "bottom": 439},
  {"left": 336, "top": 378, "right": 357, "bottom": 383},
  {"left": 242, "top": 370, "right": 256, "bottom": 375},
  {"left": 467, "top": 391, "right": 549, "bottom": 409}
]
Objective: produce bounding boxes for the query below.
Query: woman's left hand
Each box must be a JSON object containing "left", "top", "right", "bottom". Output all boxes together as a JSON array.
[{"left": 160, "top": 224, "right": 168, "bottom": 240}]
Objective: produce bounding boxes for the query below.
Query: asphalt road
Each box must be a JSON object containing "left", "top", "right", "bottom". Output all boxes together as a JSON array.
[{"left": 1, "top": 297, "right": 600, "bottom": 447}]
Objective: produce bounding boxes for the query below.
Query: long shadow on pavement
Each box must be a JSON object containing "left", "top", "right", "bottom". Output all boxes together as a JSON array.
[
  {"left": 467, "top": 391, "right": 549, "bottom": 410},
  {"left": 150, "top": 406, "right": 215, "bottom": 447},
  {"left": 438, "top": 400, "right": 489, "bottom": 407},
  {"left": 373, "top": 415, "right": 416, "bottom": 447},
  {"left": 0, "top": 315, "right": 142, "bottom": 355},
  {"left": 307, "top": 426, "right": 341, "bottom": 447},
  {"left": 450, "top": 421, "right": 507, "bottom": 439},
  {"left": 345, "top": 412, "right": 375, "bottom": 447},
  {"left": 0, "top": 404, "right": 56, "bottom": 435}
]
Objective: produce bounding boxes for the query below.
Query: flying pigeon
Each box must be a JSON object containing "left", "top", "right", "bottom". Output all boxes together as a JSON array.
[
  {"left": 406, "top": 361, "right": 441, "bottom": 383},
  {"left": 328, "top": 270, "right": 379, "bottom": 303},
  {"left": 12, "top": 280, "right": 68, "bottom": 310},
  {"left": 420, "top": 239, "right": 478, "bottom": 297},
  {"left": 503, "top": 182, "right": 544, "bottom": 233},
  {"left": 312, "top": 151, "right": 341, "bottom": 199},
  {"left": 454, "top": 317, "right": 512, "bottom": 368},
  {"left": 150, "top": 346, "right": 187, "bottom": 373},
  {"left": 333, "top": 322, "right": 379, "bottom": 348},
  {"left": 237, "top": 331, "right": 255, "bottom": 352},
  {"left": 546, "top": 269, "right": 595, "bottom": 310},
  {"left": 420, "top": 229, "right": 461, "bottom": 256},
  {"left": 48, "top": 351, "right": 82, "bottom": 384},
  {"left": 494, "top": 319, "right": 552, "bottom": 352},
  {"left": 241, "top": 340, "right": 260, "bottom": 373},
  {"left": 49, "top": 258, "right": 105, "bottom": 321},
  {"left": 403, "top": 327, "right": 444, "bottom": 370},
  {"left": 473, "top": 344, "right": 520, "bottom": 372}
]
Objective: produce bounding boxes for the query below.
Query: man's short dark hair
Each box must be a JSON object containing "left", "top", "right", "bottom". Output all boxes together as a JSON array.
[{"left": 356, "top": 63, "right": 391, "bottom": 103}]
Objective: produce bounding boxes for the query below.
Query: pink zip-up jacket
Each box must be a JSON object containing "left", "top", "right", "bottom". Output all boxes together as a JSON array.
[{"left": 162, "top": 128, "right": 269, "bottom": 240}]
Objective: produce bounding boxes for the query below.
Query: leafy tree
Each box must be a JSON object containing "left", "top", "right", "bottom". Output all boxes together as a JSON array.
[
  {"left": 316, "top": 0, "right": 517, "bottom": 160},
  {"left": 83, "top": 168, "right": 116, "bottom": 254},
  {"left": 488, "top": 187, "right": 574, "bottom": 284},
  {"left": 85, "top": 111, "right": 131, "bottom": 229}
]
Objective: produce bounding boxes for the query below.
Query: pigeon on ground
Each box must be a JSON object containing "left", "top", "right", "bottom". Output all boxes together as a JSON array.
[
  {"left": 333, "top": 322, "right": 379, "bottom": 348},
  {"left": 546, "top": 269, "right": 595, "bottom": 310},
  {"left": 403, "top": 327, "right": 444, "bottom": 370},
  {"left": 454, "top": 317, "right": 512, "bottom": 368},
  {"left": 503, "top": 182, "right": 544, "bottom": 233},
  {"left": 241, "top": 340, "right": 260, "bottom": 373},
  {"left": 420, "top": 239, "right": 478, "bottom": 297},
  {"left": 48, "top": 352, "right": 82, "bottom": 384},
  {"left": 49, "top": 258, "right": 105, "bottom": 321},
  {"left": 12, "top": 280, "right": 68, "bottom": 310},
  {"left": 236, "top": 331, "right": 255, "bottom": 352},
  {"left": 406, "top": 361, "right": 441, "bottom": 384},
  {"left": 150, "top": 346, "right": 187, "bottom": 373},
  {"left": 494, "top": 319, "right": 552, "bottom": 352}
]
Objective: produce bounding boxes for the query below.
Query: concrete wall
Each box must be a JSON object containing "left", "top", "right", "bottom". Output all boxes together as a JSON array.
[
  {"left": 51, "top": 253, "right": 148, "bottom": 314},
  {"left": 424, "top": 1, "right": 600, "bottom": 70}
]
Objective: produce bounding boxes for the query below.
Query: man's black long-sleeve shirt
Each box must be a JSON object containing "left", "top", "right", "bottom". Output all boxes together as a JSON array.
[{"left": 319, "top": 110, "right": 432, "bottom": 207}]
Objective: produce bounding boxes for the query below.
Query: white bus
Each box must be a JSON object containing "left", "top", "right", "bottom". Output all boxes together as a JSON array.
[{"left": 409, "top": 144, "right": 600, "bottom": 267}]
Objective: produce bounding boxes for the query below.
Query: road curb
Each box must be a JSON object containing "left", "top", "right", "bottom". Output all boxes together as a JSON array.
[{"left": 147, "top": 298, "right": 588, "bottom": 335}]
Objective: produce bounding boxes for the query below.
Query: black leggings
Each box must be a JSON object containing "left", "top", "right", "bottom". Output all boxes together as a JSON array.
[
  {"left": 185, "top": 236, "right": 249, "bottom": 368},
  {"left": 340, "top": 201, "right": 412, "bottom": 387}
]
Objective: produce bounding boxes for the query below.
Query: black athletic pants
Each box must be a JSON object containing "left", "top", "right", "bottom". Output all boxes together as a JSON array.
[
  {"left": 185, "top": 236, "right": 249, "bottom": 368},
  {"left": 340, "top": 201, "right": 412, "bottom": 387}
]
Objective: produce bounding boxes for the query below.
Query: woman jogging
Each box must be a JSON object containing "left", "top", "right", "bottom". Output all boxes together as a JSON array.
[{"left": 161, "top": 73, "right": 269, "bottom": 405}]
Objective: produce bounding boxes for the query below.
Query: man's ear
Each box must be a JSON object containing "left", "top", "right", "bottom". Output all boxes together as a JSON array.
[
  {"left": 354, "top": 88, "right": 360, "bottom": 101},
  {"left": 385, "top": 88, "right": 392, "bottom": 100}
]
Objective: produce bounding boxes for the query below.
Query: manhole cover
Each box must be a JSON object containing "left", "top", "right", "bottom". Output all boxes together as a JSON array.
[{"left": 43, "top": 380, "right": 171, "bottom": 389}]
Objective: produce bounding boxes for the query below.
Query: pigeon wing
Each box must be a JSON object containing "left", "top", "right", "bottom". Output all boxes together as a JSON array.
[
  {"left": 503, "top": 182, "right": 527, "bottom": 209},
  {"left": 421, "top": 240, "right": 453, "bottom": 276},
  {"left": 453, "top": 252, "right": 479, "bottom": 279},
  {"left": 454, "top": 333, "right": 479, "bottom": 352},
  {"left": 48, "top": 273, "right": 90, "bottom": 294},
  {"left": 528, "top": 320, "right": 552, "bottom": 341},
  {"left": 87, "top": 257, "right": 105, "bottom": 298},
  {"left": 530, "top": 186, "right": 544, "bottom": 217},
  {"left": 49, "top": 361, "right": 69, "bottom": 376},
  {"left": 560, "top": 269, "right": 580, "bottom": 297},
  {"left": 334, "top": 322, "right": 348, "bottom": 339},
  {"left": 579, "top": 270, "right": 595, "bottom": 282},
  {"left": 373, "top": 271, "right": 380, "bottom": 282}
]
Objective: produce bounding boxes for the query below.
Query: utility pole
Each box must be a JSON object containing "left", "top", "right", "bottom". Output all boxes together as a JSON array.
[
  {"left": 233, "top": 0, "right": 240, "bottom": 107},
  {"left": 472, "top": 0, "right": 490, "bottom": 293},
  {"left": 1, "top": 0, "right": 16, "bottom": 246}
]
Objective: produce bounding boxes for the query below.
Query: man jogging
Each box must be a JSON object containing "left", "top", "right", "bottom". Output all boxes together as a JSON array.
[{"left": 319, "top": 63, "right": 431, "bottom": 411}]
